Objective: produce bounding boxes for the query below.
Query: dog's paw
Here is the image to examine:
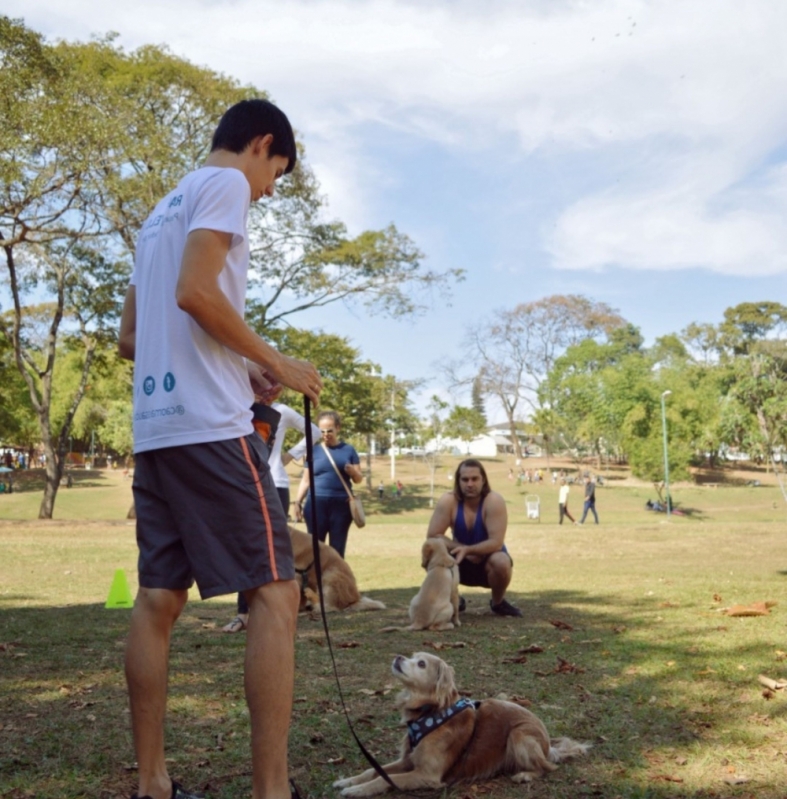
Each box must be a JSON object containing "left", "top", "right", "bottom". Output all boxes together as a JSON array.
[{"left": 333, "top": 777, "right": 354, "bottom": 788}]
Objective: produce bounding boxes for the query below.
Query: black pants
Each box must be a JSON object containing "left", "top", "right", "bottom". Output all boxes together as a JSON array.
[{"left": 559, "top": 503, "right": 575, "bottom": 524}]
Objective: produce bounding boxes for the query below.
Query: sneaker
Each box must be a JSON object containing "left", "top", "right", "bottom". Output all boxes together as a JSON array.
[
  {"left": 458, "top": 596, "right": 466, "bottom": 613},
  {"left": 132, "top": 780, "right": 205, "bottom": 799},
  {"left": 490, "top": 599, "right": 523, "bottom": 618}
]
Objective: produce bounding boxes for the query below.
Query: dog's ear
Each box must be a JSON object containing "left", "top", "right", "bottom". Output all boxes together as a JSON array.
[
  {"left": 421, "top": 542, "right": 433, "bottom": 570},
  {"left": 433, "top": 659, "right": 457, "bottom": 707}
]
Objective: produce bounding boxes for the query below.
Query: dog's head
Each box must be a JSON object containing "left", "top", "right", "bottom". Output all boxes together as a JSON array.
[
  {"left": 421, "top": 538, "right": 455, "bottom": 570},
  {"left": 392, "top": 652, "right": 458, "bottom": 710}
]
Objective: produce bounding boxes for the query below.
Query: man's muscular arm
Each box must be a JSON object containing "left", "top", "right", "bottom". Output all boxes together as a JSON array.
[{"left": 426, "top": 493, "right": 455, "bottom": 541}]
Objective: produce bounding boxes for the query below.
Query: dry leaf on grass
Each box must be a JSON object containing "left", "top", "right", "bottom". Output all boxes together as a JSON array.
[
  {"left": 549, "top": 619, "right": 574, "bottom": 631},
  {"left": 502, "top": 655, "right": 528, "bottom": 664},
  {"left": 339, "top": 641, "right": 361, "bottom": 648},
  {"left": 723, "top": 775, "right": 749, "bottom": 785},
  {"left": 556, "top": 656, "right": 585, "bottom": 674},
  {"left": 423, "top": 641, "right": 467, "bottom": 650},
  {"left": 519, "top": 644, "right": 544, "bottom": 654}
]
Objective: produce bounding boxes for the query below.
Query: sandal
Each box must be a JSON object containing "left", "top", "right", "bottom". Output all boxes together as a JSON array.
[{"left": 222, "top": 615, "right": 248, "bottom": 633}]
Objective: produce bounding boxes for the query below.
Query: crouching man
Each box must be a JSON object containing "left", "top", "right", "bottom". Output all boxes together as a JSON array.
[{"left": 426, "top": 458, "right": 521, "bottom": 617}]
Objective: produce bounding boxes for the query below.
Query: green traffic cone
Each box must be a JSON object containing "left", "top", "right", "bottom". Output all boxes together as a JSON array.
[{"left": 105, "top": 568, "right": 134, "bottom": 609}]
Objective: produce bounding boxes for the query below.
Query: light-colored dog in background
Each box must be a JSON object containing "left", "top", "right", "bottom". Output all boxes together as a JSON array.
[
  {"left": 382, "top": 537, "right": 459, "bottom": 632},
  {"left": 289, "top": 527, "right": 385, "bottom": 613},
  {"left": 334, "top": 651, "right": 590, "bottom": 796}
]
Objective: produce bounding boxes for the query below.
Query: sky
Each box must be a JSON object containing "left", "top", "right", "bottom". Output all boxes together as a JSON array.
[{"left": 9, "top": 0, "right": 787, "bottom": 420}]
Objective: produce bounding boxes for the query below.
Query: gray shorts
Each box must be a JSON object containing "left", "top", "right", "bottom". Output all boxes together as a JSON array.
[{"left": 132, "top": 433, "right": 294, "bottom": 599}]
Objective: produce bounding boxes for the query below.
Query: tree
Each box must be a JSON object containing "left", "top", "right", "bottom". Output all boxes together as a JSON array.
[
  {"left": 443, "top": 406, "right": 487, "bottom": 446},
  {"left": 463, "top": 295, "right": 627, "bottom": 459},
  {"left": 720, "top": 302, "right": 787, "bottom": 355},
  {"left": 421, "top": 396, "right": 450, "bottom": 507},
  {"left": 471, "top": 374, "right": 486, "bottom": 424},
  {"left": 1, "top": 19, "right": 455, "bottom": 516}
]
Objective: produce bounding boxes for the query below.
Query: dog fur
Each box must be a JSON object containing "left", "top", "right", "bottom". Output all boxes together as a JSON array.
[
  {"left": 333, "top": 652, "right": 590, "bottom": 796},
  {"left": 289, "top": 527, "right": 385, "bottom": 613},
  {"left": 383, "top": 538, "right": 459, "bottom": 632}
]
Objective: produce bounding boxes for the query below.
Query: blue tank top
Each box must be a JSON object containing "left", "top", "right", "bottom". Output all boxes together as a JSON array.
[
  {"left": 454, "top": 498, "right": 488, "bottom": 545},
  {"left": 454, "top": 497, "right": 508, "bottom": 553}
]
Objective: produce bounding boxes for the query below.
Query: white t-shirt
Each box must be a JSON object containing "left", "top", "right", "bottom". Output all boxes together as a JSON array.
[
  {"left": 559, "top": 484, "right": 570, "bottom": 504},
  {"left": 268, "top": 403, "right": 321, "bottom": 489},
  {"left": 130, "top": 167, "right": 255, "bottom": 453}
]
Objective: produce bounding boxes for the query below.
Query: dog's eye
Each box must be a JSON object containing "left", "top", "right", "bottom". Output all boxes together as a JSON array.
[{"left": 418, "top": 660, "right": 426, "bottom": 668}]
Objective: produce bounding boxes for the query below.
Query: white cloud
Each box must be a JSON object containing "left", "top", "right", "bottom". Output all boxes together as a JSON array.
[{"left": 10, "top": 0, "right": 787, "bottom": 274}]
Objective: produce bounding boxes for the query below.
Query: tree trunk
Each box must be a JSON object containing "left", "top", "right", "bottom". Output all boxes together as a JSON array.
[
  {"left": 38, "top": 435, "right": 62, "bottom": 519},
  {"left": 365, "top": 433, "right": 373, "bottom": 491},
  {"left": 503, "top": 407, "right": 523, "bottom": 461}
]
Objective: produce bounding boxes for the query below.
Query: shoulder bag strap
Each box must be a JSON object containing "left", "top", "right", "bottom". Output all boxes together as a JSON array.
[{"left": 321, "top": 442, "right": 354, "bottom": 498}]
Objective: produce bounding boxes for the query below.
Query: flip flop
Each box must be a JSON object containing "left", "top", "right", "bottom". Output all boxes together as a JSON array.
[{"left": 222, "top": 615, "right": 247, "bottom": 633}]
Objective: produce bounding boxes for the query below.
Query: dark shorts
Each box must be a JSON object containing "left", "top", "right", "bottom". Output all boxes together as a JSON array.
[
  {"left": 457, "top": 549, "right": 514, "bottom": 588},
  {"left": 132, "top": 433, "right": 294, "bottom": 599}
]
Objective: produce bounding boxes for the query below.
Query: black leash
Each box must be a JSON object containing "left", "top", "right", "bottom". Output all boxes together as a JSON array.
[{"left": 302, "top": 398, "right": 398, "bottom": 792}]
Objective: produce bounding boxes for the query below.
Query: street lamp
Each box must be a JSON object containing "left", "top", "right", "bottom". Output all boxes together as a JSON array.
[
  {"left": 390, "top": 383, "right": 396, "bottom": 482},
  {"left": 660, "top": 390, "right": 672, "bottom": 516}
]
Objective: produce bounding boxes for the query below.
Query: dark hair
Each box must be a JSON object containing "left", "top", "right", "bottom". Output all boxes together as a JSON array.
[
  {"left": 211, "top": 99, "right": 297, "bottom": 173},
  {"left": 317, "top": 410, "right": 342, "bottom": 429},
  {"left": 453, "top": 459, "right": 491, "bottom": 502}
]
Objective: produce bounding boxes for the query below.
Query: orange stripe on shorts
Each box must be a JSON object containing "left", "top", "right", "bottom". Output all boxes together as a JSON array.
[{"left": 239, "top": 436, "right": 279, "bottom": 582}]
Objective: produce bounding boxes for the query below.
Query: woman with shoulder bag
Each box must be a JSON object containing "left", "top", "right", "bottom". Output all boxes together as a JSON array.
[{"left": 294, "top": 410, "right": 363, "bottom": 558}]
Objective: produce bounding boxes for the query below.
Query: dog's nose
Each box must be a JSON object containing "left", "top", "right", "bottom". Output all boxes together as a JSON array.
[{"left": 392, "top": 655, "right": 404, "bottom": 673}]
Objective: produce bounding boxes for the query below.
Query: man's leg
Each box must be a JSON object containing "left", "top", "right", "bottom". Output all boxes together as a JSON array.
[
  {"left": 559, "top": 504, "right": 565, "bottom": 524},
  {"left": 591, "top": 503, "right": 599, "bottom": 523},
  {"left": 580, "top": 500, "right": 590, "bottom": 523},
  {"left": 244, "top": 579, "right": 300, "bottom": 799},
  {"left": 125, "top": 587, "right": 188, "bottom": 799},
  {"left": 485, "top": 552, "right": 514, "bottom": 606}
]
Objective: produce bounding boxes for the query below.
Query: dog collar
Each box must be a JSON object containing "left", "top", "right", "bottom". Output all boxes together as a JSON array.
[{"left": 407, "top": 697, "right": 476, "bottom": 747}]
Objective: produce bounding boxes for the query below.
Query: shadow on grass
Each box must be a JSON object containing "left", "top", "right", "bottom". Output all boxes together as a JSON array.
[
  {"left": 2, "top": 584, "right": 786, "bottom": 798},
  {"left": 2, "top": 469, "right": 109, "bottom": 493}
]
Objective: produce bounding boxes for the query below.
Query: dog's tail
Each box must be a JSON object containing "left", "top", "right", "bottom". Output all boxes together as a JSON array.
[
  {"left": 548, "top": 738, "right": 591, "bottom": 763},
  {"left": 346, "top": 595, "right": 386, "bottom": 612}
]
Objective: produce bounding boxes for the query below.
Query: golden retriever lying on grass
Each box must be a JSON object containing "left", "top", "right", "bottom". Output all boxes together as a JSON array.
[
  {"left": 334, "top": 652, "right": 590, "bottom": 796},
  {"left": 290, "top": 527, "right": 385, "bottom": 613}
]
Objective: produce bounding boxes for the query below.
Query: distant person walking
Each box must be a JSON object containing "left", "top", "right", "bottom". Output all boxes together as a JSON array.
[
  {"left": 579, "top": 476, "right": 599, "bottom": 524},
  {"left": 558, "top": 478, "right": 576, "bottom": 525}
]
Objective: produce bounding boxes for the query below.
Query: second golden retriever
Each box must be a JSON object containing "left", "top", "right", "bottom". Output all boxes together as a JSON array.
[
  {"left": 333, "top": 652, "right": 590, "bottom": 795},
  {"left": 407, "top": 538, "right": 460, "bottom": 630},
  {"left": 290, "top": 527, "right": 385, "bottom": 613}
]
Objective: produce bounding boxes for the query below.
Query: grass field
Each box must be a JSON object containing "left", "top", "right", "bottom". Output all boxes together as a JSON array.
[{"left": 2, "top": 455, "right": 787, "bottom": 798}]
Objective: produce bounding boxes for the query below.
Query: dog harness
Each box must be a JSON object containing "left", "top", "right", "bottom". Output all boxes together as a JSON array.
[{"left": 407, "top": 697, "right": 478, "bottom": 747}]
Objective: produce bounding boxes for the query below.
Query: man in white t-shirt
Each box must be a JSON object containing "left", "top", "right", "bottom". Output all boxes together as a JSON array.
[{"left": 119, "top": 99, "right": 322, "bottom": 799}]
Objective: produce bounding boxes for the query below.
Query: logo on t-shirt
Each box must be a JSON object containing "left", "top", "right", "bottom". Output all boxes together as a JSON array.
[
  {"left": 143, "top": 376, "right": 156, "bottom": 396},
  {"left": 163, "top": 372, "right": 176, "bottom": 392}
]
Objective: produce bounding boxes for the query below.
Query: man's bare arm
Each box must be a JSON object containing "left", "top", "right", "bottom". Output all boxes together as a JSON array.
[
  {"left": 176, "top": 229, "right": 321, "bottom": 404},
  {"left": 118, "top": 286, "right": 136, "bottom": 361},
  {"left": 426, "top": 493, "right": 455, "bottom": 540}
]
